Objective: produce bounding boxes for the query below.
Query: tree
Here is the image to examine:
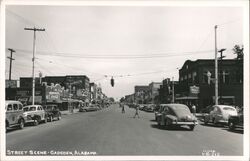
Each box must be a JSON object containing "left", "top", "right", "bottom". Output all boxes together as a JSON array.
[
  {"left": 233, "top": 45, "right": 244, "bottom": 60},
  {"left": 120, "top": 97, "right": 125, "bottom": 103}
]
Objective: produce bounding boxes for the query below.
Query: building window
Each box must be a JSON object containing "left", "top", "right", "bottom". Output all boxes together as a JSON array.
[
  {"left": 223, "top": 70, "right": 230, "bottom": 84},
  {"left": 203, "top": 70, "right": 213, "bottom": 83},
  {"left": 180, "top": 77, "right": 183, "bottom": 81},
  {"left": 184, "top": 75, "right": 187, "bottom": 80},
  {"left": 188, "top": 73, "right": 192, "bottom": 83},
  {"left": 192, "top": 72, "right": 197, "bottom": 83}
]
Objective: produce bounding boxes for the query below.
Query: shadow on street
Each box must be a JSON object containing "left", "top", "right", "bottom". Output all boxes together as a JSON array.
[
  {"left": 221, "top": 128, "right": 244, "bottom": 134},
  {"left": 150, "top": 124, "right": 193, "bottom": 131}
]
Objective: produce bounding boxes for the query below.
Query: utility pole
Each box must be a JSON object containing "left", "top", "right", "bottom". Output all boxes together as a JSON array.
[
  {"left": 7, "top": 48, "right": 15, "bottom": 80},
  {"left": 214, "top": 25, "right": 219, "bottom": 105},
  {"left": 172, "top": 77, "right": 175, "bottom": 103},
  {"left": 24, "top": 27, "right": 45, "bottom": 105},
  {"left": 218, "top": 48, "right": 226, "bottom": 104}
]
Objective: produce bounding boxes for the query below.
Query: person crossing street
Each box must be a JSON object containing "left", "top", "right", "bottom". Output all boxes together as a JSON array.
[
  {"left": 133, "top": 105, "right": 140, "bottom": 118},
  {"left": 122, "top": 104, "right": 125, "bottom": 113}
]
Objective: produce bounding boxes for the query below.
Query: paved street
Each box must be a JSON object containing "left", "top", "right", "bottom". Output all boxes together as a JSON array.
[{"left": 6, "top": 104, "right": 243, "bottom": 156}]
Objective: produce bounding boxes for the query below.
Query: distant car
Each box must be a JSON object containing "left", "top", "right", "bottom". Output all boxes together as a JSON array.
[
  {"left": 156, "top": 104, "right": 198, "bottom": 130},
  {"left": 204, "top": 105, "right": 238, "bottom": 125},
  {"left": 228, "top": 108, "right": 243, "bottom": 131},
  {"left": 79, "top": 105, "right": 99, "bottom": 112},
  {"left": 144, "top": 104, "right": 156, "bottom": 112},
  {"left": 23, "top": 105, "right": 47, "bottom": 126},
  {"left": 43, "top": 104, "right": 62, "bottom": 122},
  {"left": 139, "top": 104, "right": 145, "bottom": 111},
  {"left": 5, "top": 100, "right": 25, "bottom": 130}
]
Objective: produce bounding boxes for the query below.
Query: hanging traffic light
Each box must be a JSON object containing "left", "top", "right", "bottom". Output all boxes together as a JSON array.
[{"left": 111, "top": 77, "right": 114, "bottom": 87}]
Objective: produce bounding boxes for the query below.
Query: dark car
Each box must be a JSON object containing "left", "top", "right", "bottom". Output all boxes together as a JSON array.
[
  {"left": 228, "top": 108, "right": 243, "bottom": 131},
  {"left": 144, "top": 104, "right": 156, "bottom": 112},
  {"left": 156, "top": 104, "right": 198, "bottom": 130},
  {"left": 43, "top": 105, "right": 62, "bottom": 122}
]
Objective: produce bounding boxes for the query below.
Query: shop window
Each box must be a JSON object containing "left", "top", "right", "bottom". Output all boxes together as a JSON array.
[{"left": 192, "top": 72, "right": 197, "bottom": 83}]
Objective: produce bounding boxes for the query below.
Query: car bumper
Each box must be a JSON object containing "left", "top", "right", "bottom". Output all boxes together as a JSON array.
[{"left": 172, "top": 121, "right": 198, "bottom": 125}]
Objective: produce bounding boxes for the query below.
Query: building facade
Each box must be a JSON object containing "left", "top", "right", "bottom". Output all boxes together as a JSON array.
[
  {"left": 176, "top": 59, "right": 243, "bottom": 111},
  {"left": 134, "top": 85, "right": 149, "bottom": 104},
  {"left": 148, "top": 82, "right": 162, "bottom": 104}
]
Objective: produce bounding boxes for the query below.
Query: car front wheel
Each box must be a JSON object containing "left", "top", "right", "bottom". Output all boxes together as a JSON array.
[
  {"left": 49, "top": 116, "right": 53, "bottom": 122},
  {"left": 19, "top": 119, "right": 24, "bottom": 129},
  {"left": 189, "top": 125, "right": 195, "bottom": 131},
  {"left": 57, "top": 114, "right": 61, "bottom": 121},
  {"left": 33, "top": 118, "right": 39, "bottom": 126},
  {"left": 228, "top": 121, "right": 235, "bottom": 131}
]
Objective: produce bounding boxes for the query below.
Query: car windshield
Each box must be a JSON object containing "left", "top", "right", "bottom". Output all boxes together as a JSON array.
[
  {"left": 24, "top": 106, "right": 36, "bottom": 111},
  {"left": 45, "top": 106, "right": 53, "bottom": 110},
  {"left": 171, "top": 105, "right": 190, "bottom": 113},
  {"left": 223, "top": 107, "right": 236, "bottom": 111}
]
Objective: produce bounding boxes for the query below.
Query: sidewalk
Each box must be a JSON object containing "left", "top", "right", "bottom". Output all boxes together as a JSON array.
[{"left": 61, "top": 109, "right": 79, "bottom": 115}]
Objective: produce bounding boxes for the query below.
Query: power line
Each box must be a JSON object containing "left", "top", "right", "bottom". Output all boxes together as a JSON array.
[{"left": 11, "top": 48, "right": 214, "bottom": 59}]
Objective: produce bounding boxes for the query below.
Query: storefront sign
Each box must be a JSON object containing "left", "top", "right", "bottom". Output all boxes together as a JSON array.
[
  {"left": 190, "top": 86, "right": 200, "bottom": 94},
  {"left": 6, "top": 80, "right": 17, "bottom": 88}
]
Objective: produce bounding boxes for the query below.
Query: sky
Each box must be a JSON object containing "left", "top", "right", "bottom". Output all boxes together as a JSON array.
[{"left": 4, "top": 4, "right": 244, "bottom": 99}]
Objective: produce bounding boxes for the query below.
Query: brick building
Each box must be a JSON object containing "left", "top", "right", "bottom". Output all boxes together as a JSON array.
[{"left": 175, "top": 59, "right": 243, "bottom": 111}]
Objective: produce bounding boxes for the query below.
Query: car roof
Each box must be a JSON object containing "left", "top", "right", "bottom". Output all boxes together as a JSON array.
[
  {"left": 160, "top": 104, "right": 190, "bottom": 111},
  {"left": 215, "top": 105, "right": 236, "bottom": 109},
  {"left": 5, "top": 100, "right": 22, "bottom": 104},
  {"left": 23, "top": 105, "right": 41, "bottom": 108}
]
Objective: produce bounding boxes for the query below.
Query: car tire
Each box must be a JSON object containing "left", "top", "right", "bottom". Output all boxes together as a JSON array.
[
  {"left": 213, "top": 118, "right": 217, "bottom": 126},
  {"left": 19, "top": 119, "right": 25, "bottom": 129},
  {"left": 44, "top": 117, "right": 47, "bottom": 123},
  {"left": 33, "top": 118, "right": 39, "bottom": 126},
  {"left": 165, "top": 119, "right": 171, "bottom": 129},
  {"left": 57, "top": 114, "right": 61, "bottom": 121},
  {"left": 189, "top": 125, "right": 195, "bottom": 131},
  {"left": 49, "top": 116, "right": 53, "bottom": 122},
  {"left": 228, "top": 121, "right": 235, "bottom": 131}
]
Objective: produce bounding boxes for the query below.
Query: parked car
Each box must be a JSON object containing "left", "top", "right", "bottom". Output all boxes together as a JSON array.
[
  {"left": 156, "top": 104, "right": 198, "bottom": 130},
  {"left": 155, "top": 104, "right": 166, "bottom": 121},
  {"left": 43, "top": 104, "right": 62, "bottom": 122},
  {"left": 79, "top": 104, "right": 99, "bottom": 112},
  {"left": 138, "top": 104, "right": 145, "bottom": 111},
  {"left": 5, "top": 100, "right": 25, "bottom": 130},
  {"left": 228, "top": 108, "right": 243, "bottom": 131},
  {"left": 23, "top": 105, "right": 47, "bottom": 126},
  {"left": 204, "top": 105, "right": 238, "bottom": 125},
  {"left": 144, "top": 104, "right": 156, "bottom": 112}
]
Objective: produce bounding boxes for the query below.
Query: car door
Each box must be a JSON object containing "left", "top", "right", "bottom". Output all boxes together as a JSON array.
[
  {"left": 209, "top": 106, "right": 216, "bottom": 120},
  {"left": 12, "top": 103, "right": 19, "bottom": 124},
  {"left": 210, "top": 106, "right": 219, "bottom": 121},
  {"left": 6, "top": 104, "right": 14, "bottom": 125},
  {"left": 39, "top": 106, "right": 45, "bottom": 120}
]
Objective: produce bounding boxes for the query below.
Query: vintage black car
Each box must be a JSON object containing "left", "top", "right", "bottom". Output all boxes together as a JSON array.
[
  {"left": 228, "top": 109, "right": 243, "bottom": 131},
  {"left": 156, "top": 104, "right": 198, "bottom": 130},
  {"left": 43, "top": 105, "right": 62, "bottom": 122}
]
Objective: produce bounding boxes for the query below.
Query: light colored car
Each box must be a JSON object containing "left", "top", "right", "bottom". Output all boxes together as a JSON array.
[
  {"left": 23, "top": 105, "right": 47, "bottom": 126},
  {"left": 79, "top": 105, "right": 99, "bottom": 112},
  {"left": 204, "top": 105, "right": 238, "bottom": 125},
  {"left": 5, "top": 100, "right": 25, "bottom": 130},
  {"left": 156, "top": 104, "right": 198, "bottom": 130}
]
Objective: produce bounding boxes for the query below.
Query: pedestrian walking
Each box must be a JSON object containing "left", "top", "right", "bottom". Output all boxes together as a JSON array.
[
  {"left": 133, "top": 105, "right": 140, "bottom": 118},
  {"left": 122, "top": 104, "right": 125, "bottom": 113}
]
